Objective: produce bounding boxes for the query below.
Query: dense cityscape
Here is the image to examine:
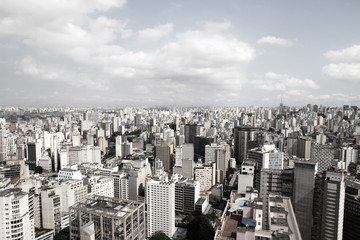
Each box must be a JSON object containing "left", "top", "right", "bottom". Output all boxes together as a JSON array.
[
  {"left": 1, "top": 0, "right": 360, "bottom": 240},
  {"left": 0, "top": 104, "right": 359, "bottom": 239}
]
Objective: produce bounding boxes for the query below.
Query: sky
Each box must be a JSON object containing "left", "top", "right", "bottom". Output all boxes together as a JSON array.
[{"left": 0, "top": 0, "right": 360, "bottom": 107}]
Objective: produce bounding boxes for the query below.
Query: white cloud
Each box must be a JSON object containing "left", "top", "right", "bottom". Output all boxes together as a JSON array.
[
  {"left": 105, "top": 28, "right": 255, "bottom": 93},
  {"left": 204, "top": 21, "right": 232, "bottom": 33},
  {"left": 252, "top": 72, "right": 319, "bottom": 91},
  {"left": 324, "top": 45, "right": 360, "bottom": 61},
  {"left": 18, "top": 57, "right": 109, "bottom": 91},
  {"left": 137, "top": 23, "right": 173, "bottom": 40},
  {"left": 257, "top": 36, "right": 292, "bottom": 46},
  {"left": 322, "top": 63, "right": 360, "bottom": 81},
  {"left": 0, "top": 0, "right": 256, "bottom": 105}
]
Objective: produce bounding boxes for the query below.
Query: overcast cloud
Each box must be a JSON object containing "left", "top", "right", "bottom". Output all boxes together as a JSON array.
[{"left": 1, "top": 0, "right": 360, "bottom": 107}]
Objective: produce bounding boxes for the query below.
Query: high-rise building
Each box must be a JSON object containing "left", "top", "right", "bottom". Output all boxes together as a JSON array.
[
  {"left": 115, "top": 135, "right": 122, "bottom": 158},
  {"left": 312, "top": 170, "right": 345, "bottom": 240},
  {"left": 135, "top": 113, "right": 142, "bottom": 128},
  {"left": 155, "top": 142, "right": 173, "bottom": 173},
  {"left": 194, "top": 161, "right": 216, "bottom": 192},
  {"left": 0, "top": 188, "right": 33, "bottom": 240},
  {"left": 69, "top": 195, "right": 146, "bottom": 240},
  {"left": 174, "top": 178, "right": 200, "bottom": 215},
  {"left": 311, "top": 143, "right": 335, "bottom": 173},
  {"left": 184, "top": 124, "right": 202, "bottom": 144},
  {"left": 26, "top": 142, "right": 41, "bottom": 170},
  {"left": 233, "top": 126, "right": 261, "bottom": 165},
  {"left": 293, "top": 160, "right": 315, "bottom": 240},
  {"left": 194, "top": 136, "right": 213, "bottom": 160},
  {"left": 146, "top": 178, "right": 175, "bottom": 238},
  {"left": 343, "top": 178, "right": 360, "bottom": 239},
  {"left": 0, "top": 124, "right": 6, "bottom": 163},
  {"left": 40, "top": 186, "right": 62, "bottom": 233},
  {"left": 341, "top": 146, "right": 358, "bottom": 171}
]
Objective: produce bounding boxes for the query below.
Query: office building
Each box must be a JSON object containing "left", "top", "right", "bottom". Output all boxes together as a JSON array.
[
  {"left": 26, "top": 142, "right": 41, "bottom": 171},
  {"left": 293, "top": 160, "right": 315, "bottom": 240},
  {"left": 174, "top": 178, "right": 200, "bottom": 215},
  {"left": 184, "top": 124, "right": 202, "bottom": 144},
  {"left": 155, "top": 142, "right": 173, "bottom": 173},
  {"left": 312, "top": 170, "right": 345, "bottom": 240},
  {"left": 343, "top": 178, "right": 360, "bottom": 239},
  {"left": 233, "top": 126, "right": 261, "bottom": 165}
]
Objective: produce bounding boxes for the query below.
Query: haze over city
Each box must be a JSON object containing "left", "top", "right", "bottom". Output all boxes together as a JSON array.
[{"left": 1, "top": 0, "right": 360, "bottom": 107}]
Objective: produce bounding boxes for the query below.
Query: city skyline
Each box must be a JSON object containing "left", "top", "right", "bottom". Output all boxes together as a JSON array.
[{"left": 1, "top": 0, "right": 360, "bottom": 107}]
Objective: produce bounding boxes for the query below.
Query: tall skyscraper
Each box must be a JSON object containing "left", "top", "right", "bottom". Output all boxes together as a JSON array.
[
  {"left": 184, "top": 124, "right": 201, "bottom": 144},
  {"left": 293, "top": 160, "right": 315, "bottom": 240},
  {"left": 233, "top": 126, "right": 261, "bottom": 165},
  {"left": 312, "top": 170, "right": 345, "bottom": 240},
  {"left": 343, "top": 178, "right": 360, "bottom": 239},
  {"left": 26, "top": 142, "right": 41, "bottom": 171},
  {"left": 146, "top": 179, "right": 175, "bottom": 238}
]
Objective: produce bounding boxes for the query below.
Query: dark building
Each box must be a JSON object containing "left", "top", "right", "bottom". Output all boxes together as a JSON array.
[
  {"left": 194, "top": 136, "right": 213, "bottom": 161},
  {"left": 175, "top": 179, "right": 199, "bottom": 215},
  {"left": 293, "top": 160, "right": 315, "bottom": 240},
  {"left": 343, "top": 178, "right": 360, "bottom": 240},
  {"left": 0, "top": 164, "right": 21, "bottom": 180},
  {"left": 155, "top": 143, "right": 172, "bottom": 173},
  {"left": 233, "top": 126, "right": 261, "bottom": 165},
  {"left": 312, "top": 170, "right": 345, "bottom": 240},
  {"left": 184, "top": 124, "right": 202, "bottom": 144},
  {"left": 26, "top": 142, "right": 40, "bottom": 171}
]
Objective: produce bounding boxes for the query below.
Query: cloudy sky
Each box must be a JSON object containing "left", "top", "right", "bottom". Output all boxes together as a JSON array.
[{"left": 1, "top": 0, "right": 360, "bottom": 107}]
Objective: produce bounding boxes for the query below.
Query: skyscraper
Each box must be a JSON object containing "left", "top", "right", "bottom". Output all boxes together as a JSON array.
[
  {"left": 312, "top": 170, "right": 345, "bottom": 240},
  {"left": 233, "top": 126, "right": 261, "bottom": 165},
  {"left": 26, "top": 142, "right": 41, "bottom": 171},
  {"left": 146, "top": 179, "right": 175, "bottom": 238},
  {"left": 343, "top": 178, "right": 360, "bottom": 239},
  {"left": 293, "top": 160, "right": 315, "bottom": 240},
  {"left": 155, "top": 142, "right": 173, "bottom": 173}
]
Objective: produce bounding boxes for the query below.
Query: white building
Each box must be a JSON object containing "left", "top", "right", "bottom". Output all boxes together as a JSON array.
[
  {"left": 0, "top": 188, "right": 33, "bottom": 240},
  {"left": 40, "top": 186, "right": 62, "bottom": 233},
  {"left": 38, "top": 155, "right": 52, "bottom": 171},
  {"left": 59, "top": 180, "right": 88, "bottom": 213},
  {"left": 194, "top": 161, "right": 216, "bottom": 192},
  {"left": 146, "top": 179, "right": 175, "bottom": 238},
  {"left": 58, "top": 168, "right": 83, "bottom": 181},
  {"left": 115, "top": 135, "right": 122, "bottom": 158},
  {"left": 88, "top": 176, "right": 114, "bottom": 198}
]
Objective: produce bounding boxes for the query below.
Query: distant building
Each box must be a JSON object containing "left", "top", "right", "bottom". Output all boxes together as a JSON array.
[{"left": 233, "top": 126, "right": 261, "bottom": 165}]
